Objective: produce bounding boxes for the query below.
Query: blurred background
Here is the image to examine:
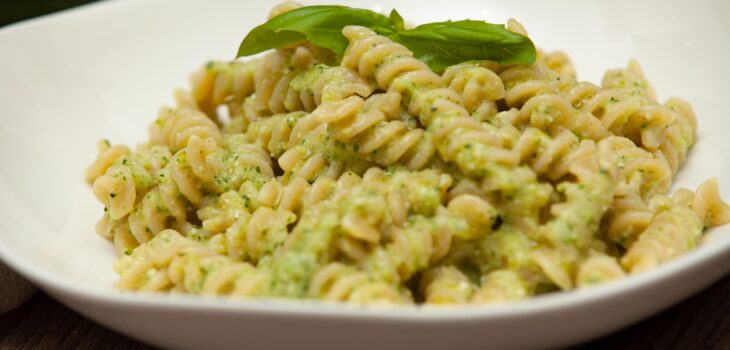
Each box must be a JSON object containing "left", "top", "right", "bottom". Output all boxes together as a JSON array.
[{"left": 1, "top": 0, "right": 98, "bottom": 27}]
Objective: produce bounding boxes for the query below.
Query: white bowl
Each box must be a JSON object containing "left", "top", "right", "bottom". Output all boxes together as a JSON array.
[{"left": 1, "top": 0, "right": 729, "bottom": 349}]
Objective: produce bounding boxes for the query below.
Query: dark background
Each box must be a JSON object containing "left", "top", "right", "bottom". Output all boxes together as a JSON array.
[
  {"left": 0, "top": 0, "right": 98, "bottom": 27},
  {"left": 1, "top": 1, "right": 730, "bottom": 349}
]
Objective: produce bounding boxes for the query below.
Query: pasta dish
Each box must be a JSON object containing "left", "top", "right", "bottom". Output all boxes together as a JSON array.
[{"left": 85, "top": 2, "right": 730, "bottom": 305}]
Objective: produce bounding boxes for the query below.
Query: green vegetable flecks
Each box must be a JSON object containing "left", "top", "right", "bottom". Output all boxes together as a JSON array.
[{"left": 236, "top": 5, "right": 536, "bottom": 71}]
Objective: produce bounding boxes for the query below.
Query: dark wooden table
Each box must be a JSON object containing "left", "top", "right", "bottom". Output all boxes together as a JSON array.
[{"left": 2, "top": 275, "right": 730, "bottom": 349}]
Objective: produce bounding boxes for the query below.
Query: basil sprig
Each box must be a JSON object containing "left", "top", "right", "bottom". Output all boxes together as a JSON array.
[
  {"left": 237, "top": 6, "right": 400, "bottom": 61},
  {"left": 390, "top": 20, "right": 535, "bottom": 71},
  {"left": 236, "top": 5, "right": 536, "bottom": 71}
]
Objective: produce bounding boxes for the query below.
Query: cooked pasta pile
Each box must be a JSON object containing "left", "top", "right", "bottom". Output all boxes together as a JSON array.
[{"left": 86, "top": 3, "right": 730, "bottom": 305}]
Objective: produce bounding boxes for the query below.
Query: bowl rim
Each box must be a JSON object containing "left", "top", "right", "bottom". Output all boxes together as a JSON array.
[{"left": 2, "top": 221, "right": 729, "bottom": 321}]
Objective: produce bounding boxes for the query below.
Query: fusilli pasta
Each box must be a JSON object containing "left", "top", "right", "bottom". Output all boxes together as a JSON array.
[
  {"left": 86, "top": 3, "right": 730, "bottom": 306},
  {"left": 622, "top": 179, "right": 730, "bottom": 273}
]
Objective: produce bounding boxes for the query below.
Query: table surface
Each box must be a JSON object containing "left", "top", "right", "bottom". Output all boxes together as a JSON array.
[{"left": 2, "top": 275, "right": 730, "bottom": 349}]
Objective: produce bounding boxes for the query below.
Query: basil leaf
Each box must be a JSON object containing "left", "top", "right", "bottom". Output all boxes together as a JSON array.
[
  {"left": 236, "top": 6, "right": 537, "bottom": 71},
  {"left": 237, "top": 5, "right": 395, "bottom": 59},
  {"left": 391, "top": 20, "right": 536, "bottom": 71},
  {"left": 388, "top": 9, "right": 405, "bottom": 31}
]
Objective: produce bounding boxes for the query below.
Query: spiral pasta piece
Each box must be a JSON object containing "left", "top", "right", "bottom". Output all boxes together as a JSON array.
[
  {"left": 328, "top": 168, "right": 450, "bottom": 264},
  {"left": 254, "top": 172, "right": 363, "bottom": 220},
  {"left": 244, "top": 177, "right": 337, "bottom": 216},
  {"left": 537, "top": 49, "right": 576, "bottom": 80},
  {"left": 253, "top": 51, "right": 312, "bottom": 114},
  {"left": 498, "top": 62, "right": 563, "bottom": 109},
  {"left": 92, "top": 144, "right": 172, "bottom": 220},
  {"left": 360, "top": 195, "right": 497, "bottom": 286},
  {"left": 575, "top": 253, "right": 626, "bottom": 287},
  {"left": 288, "top": 64, "right": 374, "bottom": 109},
  {"left": 268, "top": 1, "right": 302, "bottom": 18},
  {"left": 241, "top": 63, "right": 374, "bottom": 143},
  {"left": 196, "top": 191, "right": 249, "bottom": 234},
  {"left": 308, "top": 262, "right": 410, "bottom": 304},
  {"left": 276, "top": 126, "right": 357, "bottom": 182},
  {"left": 255, "top": 62, "right": 373, "bottom": 115},
  {"left": 246, "top": 108, "right": 373, "bottom": 182},
  {"left": 312, "top": 93, "right": 437, "bottom": 170},
  {"left": 571, "top": 84, "right": 674, "bottom": 151},
  {"left": 97, "top": 135, "right": 274, "bottom": 255},
  {"left": 167, "top": 248, "right": 269, "bottom": 296},
  {"left": 185, "top": 39, "right": 362, "bottom": 121},
  {"left": 158, "top": 137, "right": 221, "bottom": 213},
  {"left": 265, "top": 202, "right": 352, "bottom": 297},
  {"left": 442, "top": 63, "right": 505, "bottom": 117},
  {"left": 473, "top": 269, "right": 529, "bottom": 304},
  {"left": 149, "top": 107, "right": 223, "bottom": 152},
  {"left": 620, "top": 195, "right": 699, "bottom": 273},
  {"left": 115, "top": 229, "right": 270, "bottom": 296},
  {"left": 514, "top": 128, "right": 599, "bottom": 181},
  {"left": 197, "top": 170, "right": 363, "bottom": 252},
  {"left": 655, "top": 97, "right": 696, "bottom": 175},
  {"left": 188, "top": 59, "right": 259, "bottom": 118},
  {"left": 602, "top": 60, "right": 657, "bottom": 100},
  {"left": 689, "top": 178, "right": 730, "bottom": 227},
  {"left": 595, "top": 136, "right": 672, "bottom": 246},
  {"left": 354, "top": 218, "right": 447, "bottom": 288},
  {"left": 622, "top": 179, "right": 730, "bottom": 273},
  {"left": 419, "top": 266, "right": 476, "bottom": 304},
  {"left": 531, "top": 137, "right": 617, "bottom": 290},
  {"left": 445, "top": 176, "right": 489, "bottom": 202},
  {"left": 217, "top": 206, "right": 296, "bottom": 263},
  {"left": 438, "top": 223, "right": 549, "bottom": 302},
  {"left": 197, "top": 185, "right": 323, "bottom": 264},
  {"left": 85, "top": 139, "right": 131, "bottom": 183},
  {"left": 343, "top": 39, "right": 506, "bottom": 166},
  {"left": 602, "top": 193, "right": 654, "bottom": 248},
  {"left": 565, "top": 61, "right": 693, "bottom": 164},
  {"left": 245, "top": 111, "right": 310, "bottom": 157},
  {"left": 251, "top": 3, "right": 322, "bottom": 115},
  {"left": 266, "top": 168, "right": 455, "bottom": 297},
  {"left": 497, "top": 65, "right": 608, "bottom": 141},
  {"left": 114, "top": 229, "right": 200, "bottom": 291},
  {"left": 598, "top": 136, "right": 672, "bottom": 198},
  {"left": 446, "top": 194, "right": 499, "bottom": 240},
  {"left": 152, "top": 134, "right": 272, "bottom": 220}
]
